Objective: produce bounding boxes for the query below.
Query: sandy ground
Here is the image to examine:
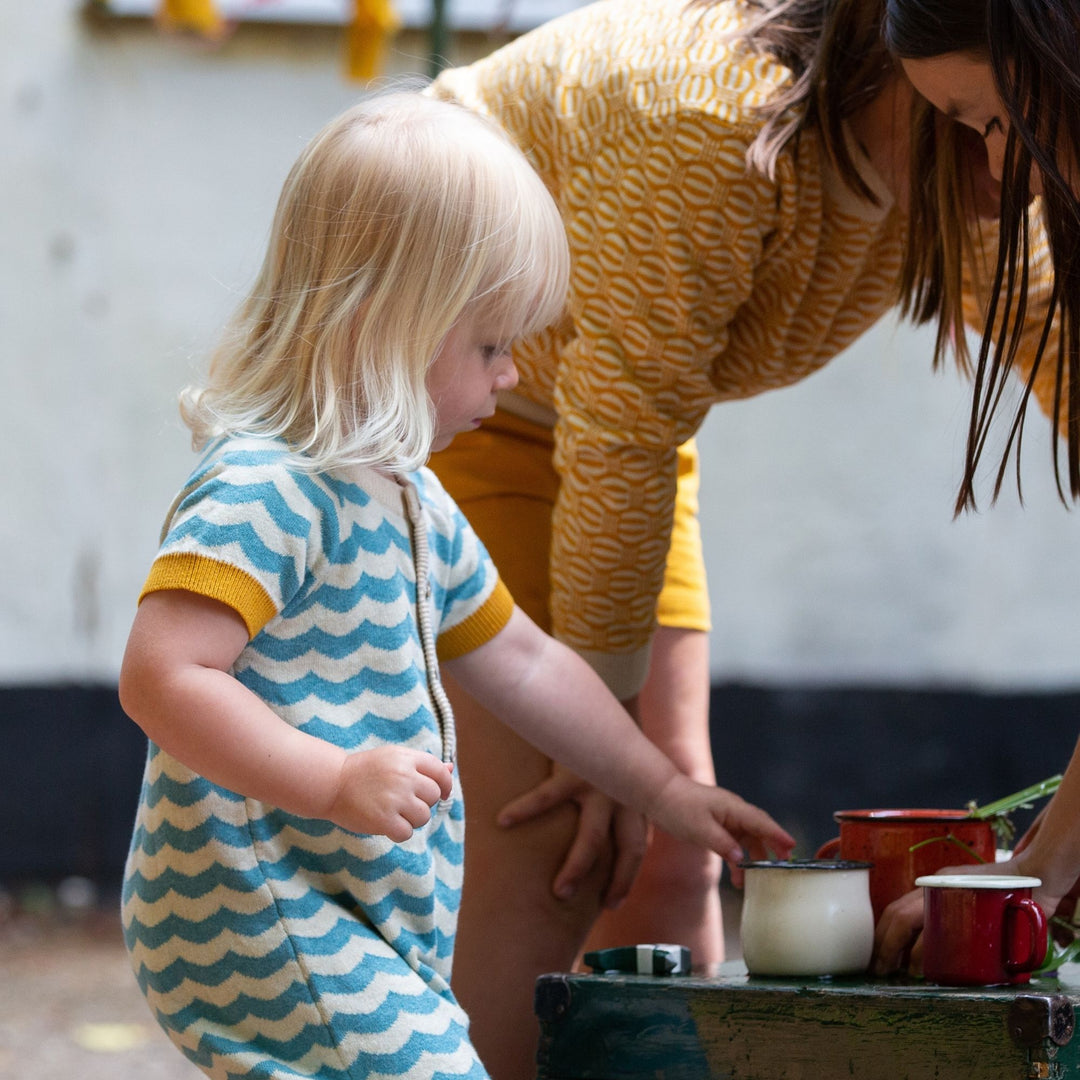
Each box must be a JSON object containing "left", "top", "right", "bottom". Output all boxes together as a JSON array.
[
  {"left": 0, "top": 885, "right": 201, "bottom": 1080},
  {"left": 0, "top": 879, "right": 744, "bottom": 1079}
]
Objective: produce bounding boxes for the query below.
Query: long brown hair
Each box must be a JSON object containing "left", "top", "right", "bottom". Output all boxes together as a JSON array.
[
  {"left": 732, "top": 2, "right": 983, "bottom": 412},
  {"left": 731, "top": 0, "right": 1079, "bottom": 507},
  {"left": 885, "top": 0, "right": 1080, "bottom": 507},
  {"left": 733, "top": 0, "right": 897, "bottom": 202}
]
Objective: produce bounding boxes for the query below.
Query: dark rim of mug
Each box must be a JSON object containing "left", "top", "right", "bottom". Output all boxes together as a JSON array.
[{"left": 738, "top": 859, "right": 874, "bottom": 871}]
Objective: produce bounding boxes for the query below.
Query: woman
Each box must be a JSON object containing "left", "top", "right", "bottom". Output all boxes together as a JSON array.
[
  {"left": 425, "top": 0, "right": 1066, "bottom": 1071},
  {"left": 872, "top": 0, "right": 1080, "bottom": 975}
]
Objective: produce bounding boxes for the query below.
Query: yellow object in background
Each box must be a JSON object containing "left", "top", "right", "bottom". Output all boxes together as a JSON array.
[
  {"left": 153, "top": 0, "right": 400, "bottom": 79},
  {"left": 348, "top": 0, "right": 402, "bottom": 79},
  {"left": 158, "top": 0, "right": 227, "bottom": 37}
]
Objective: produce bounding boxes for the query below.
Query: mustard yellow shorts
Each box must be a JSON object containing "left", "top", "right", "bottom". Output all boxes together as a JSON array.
[{"left": 428, "top": 411, "right": 710, "bottom": 634}]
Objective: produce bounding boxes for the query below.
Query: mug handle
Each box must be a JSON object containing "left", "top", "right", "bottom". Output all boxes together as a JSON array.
[
  {"left": 816, "top": 837, "right": 841, "bottom": 859},
  {"left": 1004, "top": 898, "right": 1049, "bottom": 974}
]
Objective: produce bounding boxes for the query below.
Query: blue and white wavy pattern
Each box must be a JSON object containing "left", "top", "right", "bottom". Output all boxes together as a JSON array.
[{"left": 123, "top": 441, "right": 490, "bottom": 1078}]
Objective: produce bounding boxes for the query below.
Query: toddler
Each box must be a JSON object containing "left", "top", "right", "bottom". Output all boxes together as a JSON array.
[{"left": 119, "top": 91, "right": 795, "bottom": 1080}]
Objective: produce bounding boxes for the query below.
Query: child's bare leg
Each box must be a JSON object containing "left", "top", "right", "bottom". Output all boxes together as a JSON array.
[
  {"left": 582, "top": 626, "right": 724, "bottom": 969},
  {"left": 447, "top": 678, "right": 614, "bottom": 1080}
]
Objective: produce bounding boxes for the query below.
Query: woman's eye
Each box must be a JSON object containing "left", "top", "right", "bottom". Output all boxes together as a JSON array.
[{"left": 983, "top": 117, "right": 1004, "bottom": 139}]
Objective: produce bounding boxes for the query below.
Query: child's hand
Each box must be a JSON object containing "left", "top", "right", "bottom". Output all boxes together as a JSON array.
[
  {"left": 328, "top": 746, "right": 454, "bottom": 841},
  {"left": 649, "top": 777, "right": 796, "bottom": 887}
]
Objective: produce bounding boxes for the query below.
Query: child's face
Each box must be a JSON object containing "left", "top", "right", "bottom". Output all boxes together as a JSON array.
[{"left": 426, "top": 314, "right": 519, "bottom": 453}]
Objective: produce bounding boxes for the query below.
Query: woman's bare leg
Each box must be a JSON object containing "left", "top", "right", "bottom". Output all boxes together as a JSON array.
[
  {"left": 580, "top": 626, "right": 724, "bottom": 969},
  {"left": 431, "top": 424, "right": 718, "bottom": 1073},
  {"left": 446, "top": 676, "right": 613, "bottom": 1080}
]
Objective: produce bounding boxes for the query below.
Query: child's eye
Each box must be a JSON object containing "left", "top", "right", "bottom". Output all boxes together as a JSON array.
[{"left": 481, "top": 344, "right": 509, "bottom": 362}]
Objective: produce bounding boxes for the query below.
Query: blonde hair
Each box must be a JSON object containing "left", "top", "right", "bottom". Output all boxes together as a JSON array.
[{"left": 181, "top": 91, "right": 570, "bottom": 473}]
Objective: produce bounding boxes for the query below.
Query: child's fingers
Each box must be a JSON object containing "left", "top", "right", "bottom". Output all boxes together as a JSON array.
[
  {"left": 415, "top": 753, "right": 454, "bottom": 801},
  {"left": 384, "top": 816, "right": 416, "bottom": 844},
  {"left": 722, "top": 805, "right": 797, "bottom": 888},
  {"left": 739, "top": 837, "right": 770, "bottom": 864},
  {"left": 726, "top": 858, "right": 747, "bottom": 889},
  {"left": 707, "top": 799, "right": 794, "bottom": 884},
  {"left": 729, "top": 802, "right": 796, "bottom": 857}
]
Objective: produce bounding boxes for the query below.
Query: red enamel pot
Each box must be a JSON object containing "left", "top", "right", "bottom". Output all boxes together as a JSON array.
[{"left": 816, "top": 809, "right": 997, "bottom": 921}]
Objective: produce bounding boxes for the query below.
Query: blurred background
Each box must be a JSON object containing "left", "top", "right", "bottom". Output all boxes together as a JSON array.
[{"left": 1, "top": 0, "right": 1078, "bottom": 1072}]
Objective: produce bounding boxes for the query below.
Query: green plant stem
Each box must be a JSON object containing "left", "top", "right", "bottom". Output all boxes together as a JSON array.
[
  {"left": 907, "top": 834, "right": 990, "bottom": 862},
  {"left": 968, "top": 775, "right": 1063, "bottom": 820}
]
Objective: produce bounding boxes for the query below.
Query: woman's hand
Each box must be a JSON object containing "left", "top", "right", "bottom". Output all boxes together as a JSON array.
[
  {"left": 496, "top": 762, "right": 650, "bottom": 905},
  {"left": 870, "top": 854, "right": 1070, "bottom": 976},
  {"left": 872, "top": 887, "right": 926, "bottom": 976}
]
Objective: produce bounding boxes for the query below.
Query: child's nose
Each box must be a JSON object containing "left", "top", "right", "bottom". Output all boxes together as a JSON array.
[{"left": 496, "top": 357, "right": 519, "bottom": 391}]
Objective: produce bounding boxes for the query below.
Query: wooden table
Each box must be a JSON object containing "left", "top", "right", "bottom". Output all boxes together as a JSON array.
[{"left": 534, "top": 962, "right": 1080, "bottom": 1079}]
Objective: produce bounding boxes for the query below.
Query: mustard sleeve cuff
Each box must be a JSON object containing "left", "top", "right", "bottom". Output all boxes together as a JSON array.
[
  {"left": 437, "top": 578, "right": 515, "bottom": 662},
  {"left": 139, "top": 552, "right": 278, "bottom": 639}
]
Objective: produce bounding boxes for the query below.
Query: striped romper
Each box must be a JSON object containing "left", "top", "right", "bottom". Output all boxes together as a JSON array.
[{"left": 122, "top": 435, "right": 513, "bottom": 1080}]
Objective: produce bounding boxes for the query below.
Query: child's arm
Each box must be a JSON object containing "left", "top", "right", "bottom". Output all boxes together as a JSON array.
[
  {"left": 119, "top": 589, "right": 453, "bottom": 841},
  {"left": 442, "top": 606, "right": 795, "bottom": 880}
]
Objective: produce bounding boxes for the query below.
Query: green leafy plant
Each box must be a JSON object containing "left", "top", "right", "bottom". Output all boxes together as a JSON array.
[
  {"left": 1036, "top": 919, "right": 1080, "bottom": 975},
  {"left": 965, "top": 774, "right": 1063, "bottom": 848}
]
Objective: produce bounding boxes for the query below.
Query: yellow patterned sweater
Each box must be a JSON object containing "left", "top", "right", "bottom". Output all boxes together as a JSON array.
[{"left": 430, "top": 0, "right": 1056, "bottom": 698}]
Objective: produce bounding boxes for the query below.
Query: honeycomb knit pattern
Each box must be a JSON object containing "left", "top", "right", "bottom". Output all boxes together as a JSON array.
[{"left": 430, "top": 0, "right": 1055, "bottom": 698}]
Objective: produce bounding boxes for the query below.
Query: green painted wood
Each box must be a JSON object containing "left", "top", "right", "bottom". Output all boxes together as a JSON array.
[{"left": 535, "top": 963, "right": 1080, "bottom": 1080}]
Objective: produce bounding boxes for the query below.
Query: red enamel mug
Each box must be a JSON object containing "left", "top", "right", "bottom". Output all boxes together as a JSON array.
[
  {"left": 916, "top": 874, "right": 1048, "bottom": 986},
  {"left": 816, "top": 809, "right": 997, "bottom": 921}
]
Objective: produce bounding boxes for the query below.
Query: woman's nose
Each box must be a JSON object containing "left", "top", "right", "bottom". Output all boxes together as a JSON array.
[{"left": 985, "top": 136, "right": 1005, "bottom": 184}]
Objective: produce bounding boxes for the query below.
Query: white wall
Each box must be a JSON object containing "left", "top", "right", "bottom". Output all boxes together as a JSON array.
[
  {"left": 4, "top": 0, "right": 1079, "bottom": 689},
  {"left": 698, "top": 316, "right": 1080, "bottom": 688}
]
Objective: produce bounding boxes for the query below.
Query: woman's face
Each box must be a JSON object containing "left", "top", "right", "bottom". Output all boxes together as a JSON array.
[{"left": 900, "top": 51, "right": 1043, "bottom": 197}]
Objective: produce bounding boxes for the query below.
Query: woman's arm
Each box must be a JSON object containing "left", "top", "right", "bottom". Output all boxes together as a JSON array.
[{"left": 1006, "top": 738, "right": 1080, "bottom": 915}]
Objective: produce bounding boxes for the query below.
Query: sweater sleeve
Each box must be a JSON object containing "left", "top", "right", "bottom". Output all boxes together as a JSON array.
[
  {"left": 549, "top": 109, "right": 782, "bottom": 697},
  {"left": 430, "top": 0, "right": 806, "bottom": 698}
]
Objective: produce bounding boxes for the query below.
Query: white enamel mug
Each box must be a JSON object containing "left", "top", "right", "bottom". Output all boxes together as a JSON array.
[{"left": 739, "top": 859, "right": 875, "bottom": 977}]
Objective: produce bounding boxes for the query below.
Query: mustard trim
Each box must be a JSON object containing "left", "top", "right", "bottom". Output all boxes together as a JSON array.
[
  {"left": 139, "top": 552, "right": 278, "bottom": 639},
  {"left": 436, "top": 579, "right": 515, "bottom": 661}
]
